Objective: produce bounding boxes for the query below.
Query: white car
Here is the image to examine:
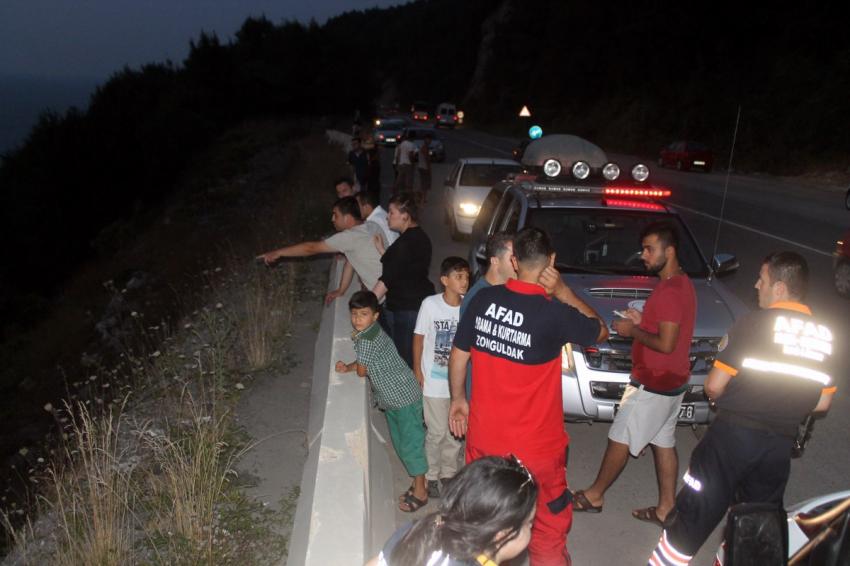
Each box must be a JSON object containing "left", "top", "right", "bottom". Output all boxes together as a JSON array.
[{"left": 443, "top": 158, "right": 523, "bottom": 240}]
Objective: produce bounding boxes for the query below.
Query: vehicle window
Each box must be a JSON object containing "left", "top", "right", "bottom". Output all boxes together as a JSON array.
[
  {"left": 488, "top": 192, "right": 515, "bottom": 236},
  {"left": 526, "top": 209, "right": 709, "bottom": 277},
  {"left": 502, "top": 200, "right": 521, "bottom": 233},
  {"left": 460, "top": 164, "right": 523, "bottom": 187},
  {"left": 472, "top": 188, "right": 503, "bottom": 236},
  {"left": 447, "top": 163, "right": 461, "bottom": 186},
  {"left": 687, "top": 142, "right": 708, "bottom": 152},
  {"left": 378, "top": 120, "right": 404, "bottom": 131}
]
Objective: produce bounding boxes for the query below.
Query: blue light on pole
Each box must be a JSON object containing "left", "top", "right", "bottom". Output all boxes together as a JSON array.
[{"left": 529, "top": 125, "right": 543, "bottom": 139}]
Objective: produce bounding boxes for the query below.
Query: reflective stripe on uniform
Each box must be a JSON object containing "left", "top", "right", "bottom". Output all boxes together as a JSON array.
[
  {"left": 648, "top": 530, "right": 693, "bottom": 566},
  {"left": 741, "top": 357, "right": 832, "bottom": 386}
]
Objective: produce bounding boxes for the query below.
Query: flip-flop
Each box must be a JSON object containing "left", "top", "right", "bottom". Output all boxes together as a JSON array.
[
  {"left": 571, "top": 489, "right": 603, "bottom": 513},
  {"left": 632, "top": 506, "right": 666, "bottom": 527},
  {"left": 398, "top": 485, "right": 415, "bottom": 503},
  {"left": 399, "top": 492, "right": 428, "bottom": 513}
]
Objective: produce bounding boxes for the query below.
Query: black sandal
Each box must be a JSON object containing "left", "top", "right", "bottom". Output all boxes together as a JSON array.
[{"left": 399, "top": 491, "right": 428, "bottom": 513}]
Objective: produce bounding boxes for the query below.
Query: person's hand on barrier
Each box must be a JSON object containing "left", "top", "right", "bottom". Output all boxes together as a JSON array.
[
  {"left": 325, "top": 289, "right": 343, "bottom": 306},
  {"left": 335, "top": 361, "right": 352, "bottom": 373}
]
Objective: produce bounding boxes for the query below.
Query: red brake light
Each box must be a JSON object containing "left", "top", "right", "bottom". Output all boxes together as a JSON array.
[
  {"left": 585, "top": 347, "right": 599, "bottom": 354},
  {"left": 604, "top": 187, "right": 671, "bottom": 198},
  {"left": 604, "top": 198, "right": 667, "bottom": 211}
]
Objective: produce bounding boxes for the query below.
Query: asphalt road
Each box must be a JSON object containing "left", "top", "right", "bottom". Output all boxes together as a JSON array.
[{"left": 376, "top": 122, "right": 850, "bottom": 565}]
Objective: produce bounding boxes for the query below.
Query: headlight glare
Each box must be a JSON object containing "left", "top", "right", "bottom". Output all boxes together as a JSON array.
[
  {"left": 458, "top": 202, "right": 481, "bottom": 217},
  {"left": 631, "top": 163, "right": 650, "bottom": 182},
  {"left": 572, "top": 161, "right": 591, "bottom": 180},
  {"left": 603, "top": 163, "right": 621, "bottom": 181},
  {"left": 543, "top": 159, "right": 562, "bottom": 177}
]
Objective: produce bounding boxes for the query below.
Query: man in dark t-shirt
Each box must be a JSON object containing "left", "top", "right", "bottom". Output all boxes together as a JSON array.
[
  {"left": 648, "top": 251, "right": 836, "bottom": 564},
  {"left": 449, "top": 227, "right": 607, "bottom": 566},
  {"left": 572, "top": 221, "right": 696, "bottom": 529}
]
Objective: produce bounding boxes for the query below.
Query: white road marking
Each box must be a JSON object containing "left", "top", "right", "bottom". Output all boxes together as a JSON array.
[{"left": 667, "top": 201, "right": 833, "bottom": 257}]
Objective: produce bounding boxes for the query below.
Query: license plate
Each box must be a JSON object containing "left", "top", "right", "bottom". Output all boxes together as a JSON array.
[
  {"left": 693, "top": 160, "right": 706, "bottom": 166},
  {"left": 613, "top": 403, "right": 695, "bottom": 421}
]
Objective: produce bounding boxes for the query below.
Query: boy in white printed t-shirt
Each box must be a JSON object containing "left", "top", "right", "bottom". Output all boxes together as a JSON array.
[{"left": 413, "top": 256, "right": 470, "bottom": 498}]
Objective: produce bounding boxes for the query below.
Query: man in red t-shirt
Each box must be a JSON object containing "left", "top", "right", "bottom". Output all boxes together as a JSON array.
[
  {"left": 449, "top": 227, "right": 608, "bottom": 566},
  {"left": 571, "top": 221, "right": 696, "bottom": 528}
]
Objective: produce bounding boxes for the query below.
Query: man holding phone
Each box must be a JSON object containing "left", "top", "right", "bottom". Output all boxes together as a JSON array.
[{"left": 571, "top": 221, "right": 697, "bottom": 528}]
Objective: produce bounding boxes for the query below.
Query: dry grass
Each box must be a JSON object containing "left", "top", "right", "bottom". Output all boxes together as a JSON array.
[{"left": 238, "top": 263, "right": 297, "bottom": 371}]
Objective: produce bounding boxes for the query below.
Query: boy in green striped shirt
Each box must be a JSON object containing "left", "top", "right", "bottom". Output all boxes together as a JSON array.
[{"left": 335, "top": 290, "right": 429, "bottom": 512}]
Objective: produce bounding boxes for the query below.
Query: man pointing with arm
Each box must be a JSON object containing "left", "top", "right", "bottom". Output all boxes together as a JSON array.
[{"left": 448, "top": 227, "right": 608, "bottom": 566}]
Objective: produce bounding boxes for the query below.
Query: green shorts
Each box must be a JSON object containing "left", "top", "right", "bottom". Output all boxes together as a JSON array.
[{"left": 385, "top": 399, "right": 427, "bottom": 477}]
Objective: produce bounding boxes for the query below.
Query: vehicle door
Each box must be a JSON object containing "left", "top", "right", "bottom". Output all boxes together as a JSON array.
[
  {"left": 469, "top": 188, "right": 514, "bottom": 278},
  {"left": 444, "top": 162, "right": 462, "bottom": 213}
]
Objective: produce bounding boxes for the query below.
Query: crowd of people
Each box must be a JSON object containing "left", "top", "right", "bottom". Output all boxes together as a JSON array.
[{"left": 256, "top": 147, "right": 837, "bottom": 565}]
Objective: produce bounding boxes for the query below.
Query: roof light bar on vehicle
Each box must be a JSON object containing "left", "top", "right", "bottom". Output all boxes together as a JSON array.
[
  {"left": 572, "top": 161, "right": 591, "bottom": 180},
  {"left": 603, "top": 198, "right": 667, "bottom": 211},
  {"left": 604, "top": 187, "right": 671, "bottom": 198},
  {"left": 603, "top": 163, "right": 621, "bottom": 181},
  {"left": 631, "top": 163, "right": 650, "bottom": 182},
  {"left": 543, "top": 159, "right": 562, "bottom": 177}
]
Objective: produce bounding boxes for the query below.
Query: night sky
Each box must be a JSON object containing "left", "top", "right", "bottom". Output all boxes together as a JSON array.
[{"left": 0, "top": 0, "right": 406, "bottom": 80}]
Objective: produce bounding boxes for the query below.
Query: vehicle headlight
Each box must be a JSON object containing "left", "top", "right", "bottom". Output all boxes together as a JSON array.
[
  {"left": 543, "top": 159, "right": 562, "bottom": 177},
  {"left": 603, "top": 163, "right": 621, "bottom": 181},
  {"left": 572, "top": 161, "right": 590, "bottom": 180},
  {"left": 631, "top": 163, "right": 650, "bottom": 182},
  {"left": 374, "top": 119, "right": 381, "bottom": 126},
  {"left": 458, "top": 202, "right": 481, "bottom": 217}
]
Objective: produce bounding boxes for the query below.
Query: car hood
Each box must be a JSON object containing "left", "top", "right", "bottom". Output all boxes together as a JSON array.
[
  {"left": 562, "top": 273, "right": 744, "bottom": 339},
  {"left": 456, "top": 185, "right": 494, "bottom": 203}
]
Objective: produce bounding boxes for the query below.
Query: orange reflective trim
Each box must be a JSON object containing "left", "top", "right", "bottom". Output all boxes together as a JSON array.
[
  {"left": 769, "top": 301, "right": 812, "bottom": 315},
  {"left": 822, "top": 386, "right": 837, "bottom": 395},
  {"left": 713, "top": 360, "right": 739, "bottom": 377}
]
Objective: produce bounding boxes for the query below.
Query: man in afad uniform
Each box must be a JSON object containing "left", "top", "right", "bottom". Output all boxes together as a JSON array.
[
  {"left": 448, "top": 227, "right": 609, "bottom": 566},
  {"left": 648, "top": 251, "right": 836, "bottom": 565}
]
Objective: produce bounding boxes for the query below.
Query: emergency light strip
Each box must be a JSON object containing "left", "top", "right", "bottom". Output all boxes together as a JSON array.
[
  {"left": 604, "top": 187, "right": 672, "bottom": 198},
  {"left": 741, "top": 358, "right": 832, "bottom": 386}
]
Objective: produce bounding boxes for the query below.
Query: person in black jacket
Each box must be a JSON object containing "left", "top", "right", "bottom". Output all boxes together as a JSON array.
[{"left": 372, "top": 193, "right": 434, "bottom": 368}]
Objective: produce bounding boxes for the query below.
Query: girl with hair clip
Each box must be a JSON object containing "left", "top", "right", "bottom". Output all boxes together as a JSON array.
[{"left": 366, "top": 456, "right": 538, "bottom": 566}]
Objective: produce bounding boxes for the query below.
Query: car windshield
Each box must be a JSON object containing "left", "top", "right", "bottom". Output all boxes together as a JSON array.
[
  {"left": 687, "top": 142, "right": 708, "bottom": 151},
  {"left": 377, "top": 120, "right": 404, "bottom": 131},
  {"left": 460, "top": 164, "right": 522, "bottom": 187},
  {"left": 413, "top": 103, "right": 429, "bottom": 111},
  {"left": 526, "top": 209, "right": 710, "bottom": 277}
]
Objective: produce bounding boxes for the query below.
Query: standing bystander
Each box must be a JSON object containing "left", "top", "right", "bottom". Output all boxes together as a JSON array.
[
  {"left": 416, "top": 133, "right": 433, "bottom": 204},
  {"left": 448, "top": 227, "right": 608, "bottom": 566},
  {"left": 348, "top": 137, "right": 369, "bottom": 192},
  {"left": 647, "top": 251, "right": 836, "bottom": 565},
  {"left": 413, "top": 257, "right": 470, "bottom": 498},
  {"left": 335, "top": 176, "right": 356, "bottom": 198},
  {"left": 393, "top": 131, "right": 416, "bottom": 194},
  {"left": 372, "top": 193, "right": 434, "bottom": 368},
  {"left": 571, "top": 221, "right": 696, "bottom": 529},
  {"left": 356, "top": 190, "right": 398, "bottom": 246}
]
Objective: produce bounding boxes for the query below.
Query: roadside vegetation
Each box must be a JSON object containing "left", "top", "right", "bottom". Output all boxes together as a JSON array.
[{"left": 0, "top": 124, "right": 342, "bottom": 563}]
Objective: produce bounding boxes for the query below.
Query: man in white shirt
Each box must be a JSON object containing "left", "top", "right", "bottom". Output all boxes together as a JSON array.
[
  {"left": 256, "top": 197, "right": 385, "bottom": 304},
  {"left": 393, "top": 131, "right": 416, "bottom": 194},
  {"left": 356, "top": 191, "right": 398, "bottom": 245}
]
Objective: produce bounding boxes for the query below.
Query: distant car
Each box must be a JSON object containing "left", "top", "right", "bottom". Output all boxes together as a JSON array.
[
  {"left": 403, "top": 126, "right": 446, "bottom": 162},
  {"left": 410, "top": 101, "right": 431, "bottom": 122},
  {"left": 658, "top": 141, "right": 714, "bottom": 172},
  {"left": 435, "top": 102, "right": 458, "bottom": 128},
  {"left": 373, "top": 119, "right": 406, "bottom": 146},
  {"left": 834, "top": 228, "right": 850, "bottom": 297},
  {"left": 443, "top": 158, "right": 523, "bottom": 240}
]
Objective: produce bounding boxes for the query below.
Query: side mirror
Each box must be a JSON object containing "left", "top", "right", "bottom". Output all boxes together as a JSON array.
[
  {"left": 713, "top": 253, "right": 740, "bottom": 276},
  {"left": 723, "top": 502, "right": 787, "bottom": 566}
]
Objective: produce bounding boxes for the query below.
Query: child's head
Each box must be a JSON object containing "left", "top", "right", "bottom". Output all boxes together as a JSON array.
[
  {"left": 348, "top": 291, "right": 379, "bottom": 331},
  {"left": 390, "top": 456, "right": 538, "bottom": 564},
  {"left": 440, "top": 256, "right": 470, "bottom": 296}
]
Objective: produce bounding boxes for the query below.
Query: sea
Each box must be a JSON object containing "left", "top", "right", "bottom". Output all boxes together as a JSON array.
[{"left": 0, "top": 74, "right": 99, "bottom": 157}]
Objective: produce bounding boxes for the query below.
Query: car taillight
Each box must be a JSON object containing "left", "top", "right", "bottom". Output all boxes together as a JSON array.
[{"left": 604, "top": 187, "right": 671, "bottom": 198}]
